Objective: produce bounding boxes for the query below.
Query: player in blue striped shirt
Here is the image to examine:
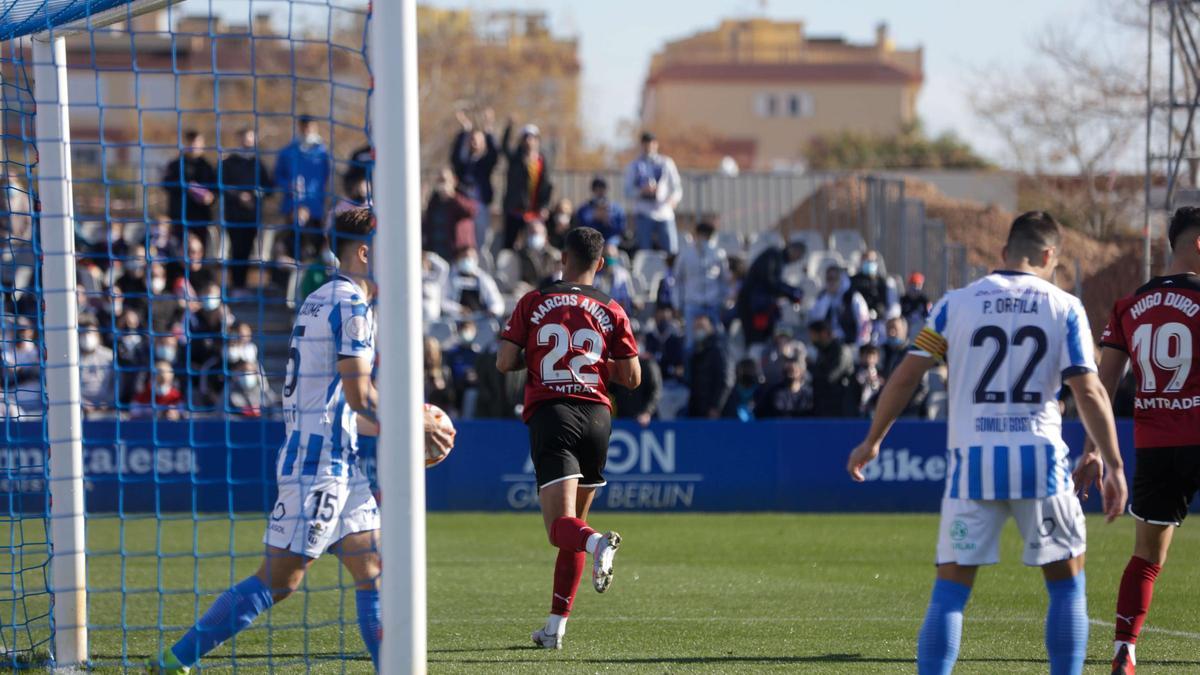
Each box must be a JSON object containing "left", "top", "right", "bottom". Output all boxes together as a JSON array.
[{"left": 847, "top": 212, "right": 1127, "bottom": 675}]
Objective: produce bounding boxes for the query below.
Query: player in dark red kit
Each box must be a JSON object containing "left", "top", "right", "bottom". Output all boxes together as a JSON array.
[
  {"left": 1083, "top": 207, "right": 1200, "bottom": 674},
  {"left": 497, "top": 226, "right": 641, "bottom": 650}
]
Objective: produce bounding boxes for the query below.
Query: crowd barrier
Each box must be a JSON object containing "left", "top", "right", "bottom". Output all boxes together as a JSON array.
[{"left": 1, "top": 419, "right": 1144, "bottom": 514}]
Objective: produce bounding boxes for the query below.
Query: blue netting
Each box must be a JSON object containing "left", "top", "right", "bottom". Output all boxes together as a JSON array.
[
  {"left": 0, "top": 0, "right": 374, "bottom": 670},
  {"left": 0, "top": 0, "right": 141, "bottom": 41}
]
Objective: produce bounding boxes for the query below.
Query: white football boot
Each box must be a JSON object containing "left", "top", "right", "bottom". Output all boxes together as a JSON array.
[
  {"left": 592, "top": 531, "right": 622, "bottom": 593},
  {"left": 531, "top": 626, "right": 563, "bottom": 650}
]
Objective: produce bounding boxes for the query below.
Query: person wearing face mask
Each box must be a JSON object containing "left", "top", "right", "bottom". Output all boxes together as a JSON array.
[
  {"left": 684, "top": 315, "right": 732, "bottom": 419},
  {"left": 133, "top": 360, "right": 184, "bottom": 420},
  {"left": 594, "top": 240, "right": 636, "bottom": 315},
  {"left": 443, "top": 319, "right": 483, "bottom": 413},
  {"left": 115, "top": 308, "right": 151, "bottom": 407},
  {"left": 500, "top": 119, "right": 553, "bottom": 250},
  {"left": 879, "top": 316, "right": 930, "bottom": 418},
  {"left": 673, "top": 221, "right": 730, "bottom": 348},
  {"left": 850, "top": 250, "right": 900, "bottom": 344},
  {"left": 515, "top": 220, "right": 560, "bottom": 287},
  {"left": 811, "top": 265, "right": 872, "bottom": 347},
  {"left": 900, "top": 271, "right": 931, "bottom": 334},
  {"left": 445, "top": 247, "right": 504, "bottom": 319},
  {"left": 422, "top": 168, "right": 477, "bottom": 262},
  {"left": 116, "top": 245, "right": 151, "bottom": 315},
  {"left": 78, "top": 315, "right": 115, "bottom": 415},
  {"left": 149, "top": 262, "right": 185, "bottom": 335},
  {"left": 187, "top": 283, "right": 233, "bottom": 392},
  {"left": 644, "top": 303, "right": 685, "bottom": 382},
  {"left": 162, "top": 129, "right": 217, "bottom": 243},
  {"left": 721, "top": 358, "right": 764, "bottom": 421},
  {"left": 756, "top": 356, "right": 814, "bottom": 419},
  {"left": 273, "top": 115, "right": 332, "bottom": 260},
  {"left": 572, "top": 177, "right": 626, "bottom": 244},
  {"left": 546, "top": 199, "right": 573, "bottom": 250},
  {"left": 228, "top": 360, "right": 277, "bottom": 417},
  {"left": 226, "top": 322, "right": 259, "bottom": 368}
]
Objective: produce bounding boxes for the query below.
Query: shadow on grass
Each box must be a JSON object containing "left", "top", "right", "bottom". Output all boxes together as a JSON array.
[{"left": 430, "top": 652, "right": 1200, "bottom": 667}]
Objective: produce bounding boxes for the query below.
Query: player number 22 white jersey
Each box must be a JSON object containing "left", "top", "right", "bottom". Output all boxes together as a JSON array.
[
  {"left": 278, "top": 274, "right": 375, "bottom": 480},
  {"left": 911, "top": 271, "right": 1095, "bottom": 500}
]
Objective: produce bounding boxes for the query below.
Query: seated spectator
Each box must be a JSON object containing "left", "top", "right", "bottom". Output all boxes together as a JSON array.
[
  {"left": 595, "top": 240, "right": 636, "bottom": 315},
  {"left": 116, "top": 244, "right": 151, "bottom": 315},
  {"left": 514, "top": 220, "right": 560, "bottom": 287},
  {"left": 850, "top": 344, "right": 885, "bottom": 416},
  {"left": 756, "top": 356, "right": 814, "bottom": 418},
  {"left": 115, "top": 307, "right": 151, "bottom": 407},
  {"left": 445, "top": 247, "right": 504, "bottom": 319},
  {"left": 444, "top": 319, "right": 482, "bottom": 409},
  {"left": 79, "top": 314, "right": 115, "bottom": 416},
  {"left": 572, "top": 177, "right": 626, "bottom": 243},
  {"left": 228, "top": 360, "right": 277, "bottom": 417},
  {"left": 148, "top": 260, "right": 185, "bottom": 334},
  {"left": 546, "top": 198, "right": 573, "bottom": 250},
  {"left": 735, "top": 237, "right": 806, "bottom": 345},
  {"left": 424, "top": 336, "right": 456, "bottom": 414},
  {"left": 674, "top": 221, "right": 730, "bottom": 347},
  {"left": 1, "top": 318, "right": 41, "bottom": 413},
  {"left": 186, "top": 282, "right": 232, "bottom": 392},
  {"left": 152, "top": 332, "right": 184, "bottom": 377},
  {"left": 422, "top": 251, "right": 450, "bottom": 322},
  {"left": 810, "top": 265, "right": 871, "bottom": 347},
  {"left": 173, "top": 232, "right": 218, "bottom": 300},
  {"left": 684, "top": 315, "right": 732, "bottom": 418},
  {"left": 422, "top": 168, "right": 477, "bottom": 262},
  {"left": 472, "top": 346, "right": 525, "bottom": 419},
  {"left": 132, "top": 360, "right": 184, "bottom": 420},
  {"left": 850, "top": 250, "right": 900, "bottom": 342},
  {"left": 881, "top": 317, "right": 909, "bottom": 375},
  {"left": 644, "top": 303, "right": 685, "bottom": 382},
  {"left": 808, "top": 320, "right": 855, "bottom": 417},
  {"left": 226, "top": 321, "right": 259, "bottom": 369},
  {"left": 722, "top": 357, "right": 764, "bottom": 421},
  {"left": 613, "top": 353, "right": 662, "bottom": 426},
  {"left": 761, "top": 329, "right": 807, "bottom": 387},
  {"left": 901, "top": 272, "right": 931, "bottom": 334}
]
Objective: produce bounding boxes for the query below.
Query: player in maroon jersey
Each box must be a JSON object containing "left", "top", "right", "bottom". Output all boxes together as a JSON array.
[
  {"left": 497, "top": 226, "right": 641, "bottom": 650},
  {"left": 1083, "top": 207, "right": 1200, "bottom": 673}
]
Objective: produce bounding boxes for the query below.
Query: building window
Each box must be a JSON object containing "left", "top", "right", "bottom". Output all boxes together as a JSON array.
[
  {"left": 788, "top": 92, "right": 814, "bottom": 118},
  {"left": 756, "top": 93, "right": 778, "bottom": 118}
]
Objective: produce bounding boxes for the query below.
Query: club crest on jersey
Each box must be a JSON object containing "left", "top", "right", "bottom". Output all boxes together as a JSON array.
[{"left": 346, "top": 315, "right": 370, "bottom": 341}]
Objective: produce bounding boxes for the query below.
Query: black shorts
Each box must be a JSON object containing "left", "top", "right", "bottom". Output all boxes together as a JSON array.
[
  {"left": 1131, "top": 446, "right": 1200, "bottom": 526},
  {"left": 526, "top": 400, "right": 611, "bottom": 490}
]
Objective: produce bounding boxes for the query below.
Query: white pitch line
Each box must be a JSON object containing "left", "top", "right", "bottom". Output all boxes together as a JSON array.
[{"left": 1089, "top": 618, "right": 1200, "bottom": 641}]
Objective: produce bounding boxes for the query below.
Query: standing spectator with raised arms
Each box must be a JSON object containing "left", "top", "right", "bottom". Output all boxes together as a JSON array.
[
  {"left": 500, "top": 119, "right": 552, "bottom": 250},
  {"left": 451, "top": 108, "right": 500, "bottom": 250}
]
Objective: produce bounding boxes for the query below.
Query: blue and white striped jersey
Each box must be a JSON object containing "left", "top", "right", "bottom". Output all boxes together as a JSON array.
[
  {"left": 278, "top": 274, "right": 375, "bottom": 480},
  {"left": 911, "top": 271, "right": 1095, "bottom": 500}
]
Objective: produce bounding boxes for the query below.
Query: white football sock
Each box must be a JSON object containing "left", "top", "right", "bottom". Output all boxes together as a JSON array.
[
  {"left": 546, "top": 613, "right": 568, "bottom": 637},
  {"left": 1114, "top": 641, "right": 1136, "bottom": 664},
  {"left": 585, "top": 532, "right": 605, "bottom": 556}
]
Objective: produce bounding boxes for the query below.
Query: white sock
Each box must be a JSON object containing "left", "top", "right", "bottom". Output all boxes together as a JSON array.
[
  {"left": 546, "top": 613, "right": 568, "bottom": 637},
  {"left": 585, "top": 532, "right": 605, "bottom": 556},
  {"left": 1114, "top": 641, "right": 1136, "bottom": 664}
]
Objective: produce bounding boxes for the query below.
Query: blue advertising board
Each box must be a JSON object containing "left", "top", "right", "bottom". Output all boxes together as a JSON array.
[{"left": 0, "top": 419, "right": 1141, "bottom": 514}]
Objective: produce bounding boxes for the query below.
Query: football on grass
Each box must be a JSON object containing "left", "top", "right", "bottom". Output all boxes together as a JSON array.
[{"left": 424, "top": 403, "right": 455, "bottom": 468}]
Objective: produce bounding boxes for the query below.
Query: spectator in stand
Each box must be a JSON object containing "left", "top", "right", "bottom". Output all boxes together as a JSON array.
[
  {"left": 674, "top": 221, "right": 730, "bottom": 347},
  {"left": 757, "top": 356, "right": 815, "bottom": 418},
  {"left": 500, "top": 120, "right": 552, "bottom": 249},
  {"left": 811, "top": 265, "right": 871, "bottom": 347},
  {"left": 2, "top": 318, "right": 40, "bottom": 412},
  {"left": 424, "top": 336, "right": 456, "bottom": 414},
  {"left": 444, "top": 319, "right": 482, "bottom": 412},
  {"left": 644, "top": 302, "right": 685, "bottom": 382},
  {"left": 274, "top": 115, "right": 332, "bottom": 261},
  {"left": 173, "top": 232, "right": 218, "bottom": 300},
  {"left": 881, "top": 316, "right": 909, "bottom": 375},
  {"left": 735, "top": 237, "right": 806, "bottom": 345},
  {"left": 451, "top": 109, "right": 499, "bottom": 250},
  {"left": 808, "top": 319, "right": 855, "bottom": 417},
  {"left": 596, "top": 240, "right": 636, "bottom": 315},
  {"left": 221, "top": 127, "right": 273, "bottom": 292},
  {"left": 133, "top": 360, "right": 184, "bottom": 420},
  {"left": 514, "top": 220, "right": 560, "bottom": 287},
  {"left": 422, "top": 168, "right": 477, "bottom": 262},
  {"left": 227, "top": 359, "right": 277, "bottom": 417},
  {"left": 572, "top": 177, "right": 626, "bottom": 243},
  {"left": 625, "top": 131, "right": 682, "bottom": 254},
  {"left": 850, "top": 250, "right": 900, "bottom": 343},
  {"left": 344, "top": 143, "right": 374, "bottom": 191},
  {"left": 153, "top": 332, "right": 184, "bottom": 379},
  {"left": 422, "top": 251, "right": 450, "bottom": 322},
  {"left": 148, "top": 261, "right": 184, "bottom": 334},
  {"left": 163, "top": 130, "right": 217, "bottom": 242},
  {"left": 326, "top": 171, "right": 372, "bottom": 229},
  {"left": 900, "top": 272, "right": 931, "bottom": 334},
  {"left": 445, "top": 247, "right": 504, "bottom": 319},
  {"left": 115, "top": 307, "right": 151, "bottom": 407},
  {"left": 116, "top": 244, "right": 151, "bottom": 316},
  {"left": 472, "top": 345, "right": 526, "bottom": 419},
  {"left": 78, "top": 314, "right": 114, "bottom": 416},
  {"left": 614, "top": 353, "right": 662, "bottom": 426},
  {"left": 226, "top": 321, "right": 258, "bottom": 370},
  {"left": 546, "top": 199, "right": 573, "bottom": 250},
  {"left": 722, "top": 357, "right": 764, "bottom": 421},
  {"left": 849, "top": 344, "right": 885, "bottom": 416},
  {"left": 186, "top": 282, "right": 232, "bottom": 393},
  {"left": 685, "top": 315, "right": 732, "bottom": 419},
  {"left": 761, "top": 330, "right": 806, "bottom": 387}
]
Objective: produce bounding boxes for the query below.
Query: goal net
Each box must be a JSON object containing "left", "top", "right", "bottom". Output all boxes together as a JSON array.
[{"left": 0, "top": 0, "right": 378, "bottom": 669}]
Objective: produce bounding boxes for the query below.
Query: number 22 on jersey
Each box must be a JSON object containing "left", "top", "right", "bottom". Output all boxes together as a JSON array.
[{"left": 537, "top": 323, "right": 603, "bottom": 384}]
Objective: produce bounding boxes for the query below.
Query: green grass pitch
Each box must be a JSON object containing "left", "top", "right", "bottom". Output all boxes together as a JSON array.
[{"left": 9, "top": 512, "right": 1200, "bottom": 672}]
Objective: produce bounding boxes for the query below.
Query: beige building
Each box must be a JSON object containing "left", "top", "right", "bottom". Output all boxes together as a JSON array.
[{"left": 640, "top": 19, "right": 923, "bottom": 170}]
